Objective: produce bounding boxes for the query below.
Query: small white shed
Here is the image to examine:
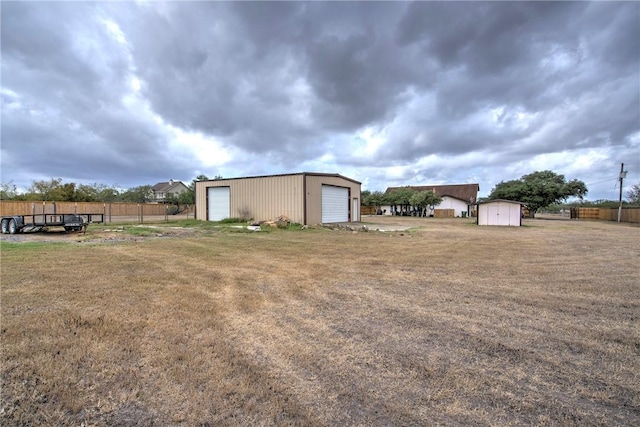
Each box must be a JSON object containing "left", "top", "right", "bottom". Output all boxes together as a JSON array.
[{"left": 477, "top": 199, "right": 524, "bottom": 226}]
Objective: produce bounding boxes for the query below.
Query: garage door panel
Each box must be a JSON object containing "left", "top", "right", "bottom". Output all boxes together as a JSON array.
[
  {"left": 207, "top": 187, "right": 230, "bottom": 221},
  {"left": 322, "top": 185, "right": 348, "bottom": 223}
]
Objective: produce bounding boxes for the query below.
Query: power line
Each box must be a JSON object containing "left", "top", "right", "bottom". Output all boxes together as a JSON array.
[{"left": 586, "top": 177, "right": 618, "bottom": 186}]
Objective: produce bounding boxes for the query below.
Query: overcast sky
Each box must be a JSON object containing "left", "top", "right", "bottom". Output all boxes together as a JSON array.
[{"left": 2, "top": 1, "right": 639, "bottom": 200}]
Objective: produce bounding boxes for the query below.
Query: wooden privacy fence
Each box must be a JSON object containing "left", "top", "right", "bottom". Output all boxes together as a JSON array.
[
  {"left": 433, "top": 209, "right": 455, "bottom": 218},
  {"left": 570, "top": 207, "right": 640, "bottom": 223},
  {"left": 0, "top": 201, "right": 194, "bottom": 222},
  {"left": 361, "top": 206, "right": 376, "bottom": 215}
]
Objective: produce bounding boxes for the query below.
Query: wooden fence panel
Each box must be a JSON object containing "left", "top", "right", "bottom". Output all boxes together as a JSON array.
[
  {"left": 571, "top": 207, "right": 639, "bottom": 223},
  {"left": 576, "top": 208, "right": 599, "bottom": 219},
  {"left": 599, "top": 208, "right": 614, "bottom": 221},
  {"left": 361, "top": 206, "right": 376, "bottom": 215},
  {"left": 434, "top": 209, "right": 454, "bottom": 218},
  {"left": 0, "top": 201, "right": 193, "bottom": 219},
  {"left": 617, "top": 207, "right": 640, "bottom": 223}
]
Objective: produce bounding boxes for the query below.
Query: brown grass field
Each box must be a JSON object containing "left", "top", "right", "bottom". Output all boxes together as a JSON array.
[{"left": 1, "top": 217, "right": 638, "bottom": 426}]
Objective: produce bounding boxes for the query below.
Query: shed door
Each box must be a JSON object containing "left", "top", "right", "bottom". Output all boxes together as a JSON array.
[
  {"left": 498, "top": 205, "right": 511, "bottom": 226},
  {"left": 207, "top": 187, "right": 230, "bottom": 221},
  {"left": 486, "top": 204, "right": 510, "bottom": 226},
  {"left": 482, "top": 203, "right": 518, "bottom": 226},
  {"left": 322, "top": 185, "right": 349, "bottom": 223}
]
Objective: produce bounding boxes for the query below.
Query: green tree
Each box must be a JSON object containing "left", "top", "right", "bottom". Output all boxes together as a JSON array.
[
  {"left": 26, "top": 178, "right": 76, "bottom": 201},
  {"left": 386, "top": 187, "right": 415, "bottom": 215},
  {"left": 185, "top": 174, "right": 210, "bottom": 204},
  {"left": 0, "top": 181, "right": 19, "bottom": 200},
  {"left": 165, "top": 175, "right": 211, "bottom": 214},
  {"left": 489, "top": 170, "right": 587, "bottom": 217},
  {"left": 165, "top": 191, "right": 194, "bottom": 214},
  {"left": 119, "top": 185, "right": 153, "bottom": 203},
  {"left": 96, "top": 185, "right": 120, "bottom": 203},
  {"left": 361, "top": 190, "right": 372, "bottom": 205},
  {"left": 74, "top": 183, "right": 120, "bottom": 202},
  {"left": 362, "top": 190, "right": 387, "bottom": 214},
  {"left": 372, "top": 191, "right": 388, "bottom": 214},
  {"left": 58, "top": 182, "right": 77, "bottom": 201},
  {"left": 410, "top": 191, "right": 443, "bottom": 216},
  {"left": 626, "top": 183, "right": 640, "bottom": 205},
  {"left": 75, "top": 184, "right": 98, "bottom": 202}
]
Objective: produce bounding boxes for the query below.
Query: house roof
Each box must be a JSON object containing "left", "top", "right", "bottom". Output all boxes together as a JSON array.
[
  {"left": 151, "top": 181, "right": 188, "bottom": 192},
  {"left": 385, "top": 183, "right": 480, "bottom": 203},
  {"left": 477, "top": 199, "right": 525, "bottom": 206},
  {"left": 198, "top": 172, "right": 361, "bottom": 185}
]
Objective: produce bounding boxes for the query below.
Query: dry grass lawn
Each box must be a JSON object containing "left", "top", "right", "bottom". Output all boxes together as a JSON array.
[{"left": 1, "top": 217, "right": 639, "bottom": 426}]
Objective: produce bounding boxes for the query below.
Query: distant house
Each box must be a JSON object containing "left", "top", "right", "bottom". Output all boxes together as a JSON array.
[
  {"left": 382, "top": 183, "right": 480, "bottom": 217},
  {"left": 151, "top": 180, "right": 189, "bottom": 203}
]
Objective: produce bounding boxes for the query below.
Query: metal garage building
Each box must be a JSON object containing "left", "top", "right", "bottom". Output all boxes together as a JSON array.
[
  {"left": 477, "top": 199, "right": 524, "bottom": 226},
  {"left": 195, "top": 172, "right": 361, "bottom": 225}
]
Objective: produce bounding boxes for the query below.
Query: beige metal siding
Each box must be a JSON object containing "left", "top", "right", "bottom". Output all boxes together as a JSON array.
[
  {"left": 305, "top": 175, "right": 361, "bottom": 224},
  {"left": 196, "top": 175, "right": 305, "bottom": 223},
  {"left": 196, "top": 173, "right": 361, "bottom": 224}
]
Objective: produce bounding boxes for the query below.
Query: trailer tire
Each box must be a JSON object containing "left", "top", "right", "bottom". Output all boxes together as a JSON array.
[
  {"left": 8, "top": 219, "right": 17, "bottom": 234},
  {"left": 1, "top": 219, "right": 9, "bottom": 234}
]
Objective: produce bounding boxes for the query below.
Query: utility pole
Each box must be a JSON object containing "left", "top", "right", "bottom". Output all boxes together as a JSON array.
[{"left": 618, "top": 163, "right": 627, "bottom": 223}]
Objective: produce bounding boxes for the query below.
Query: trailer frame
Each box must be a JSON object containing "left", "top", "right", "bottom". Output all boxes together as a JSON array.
[{"left": 0, "top": 213, "right": 104, "bottom": 234}]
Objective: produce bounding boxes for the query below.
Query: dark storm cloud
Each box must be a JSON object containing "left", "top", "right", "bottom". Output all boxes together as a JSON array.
[
  {"left": 0, "top": 1, "right": 189, "bottom": 186},
  {"left": 124, "top": 2, "right": 419, "bottom": 152},
  {"left": 367, "top": 2, "right": 639, "bottom": 167},
  {"left": 1, "top": 1, "right": 638, "bottom": 198},
  {"left": 2, "top": 3, "right": 129, "bottom": 112}
]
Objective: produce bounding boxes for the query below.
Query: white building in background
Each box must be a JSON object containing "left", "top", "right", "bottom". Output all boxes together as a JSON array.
[{"left": 381, "top": 183, "right": 480, "bottom": 217}]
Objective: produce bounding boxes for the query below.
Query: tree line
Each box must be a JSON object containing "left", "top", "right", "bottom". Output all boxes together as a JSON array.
[
  {"left": 362, "top": 170, "right": 639, "bottom": 217},
  {"left": 0, "top": 175, "right": 217, "bottom": 205},
  {"left": 486, "top": 170, "right": 640, "bottom": 215},
  {"left": 362, "top": 188, "right": 443, "bottom": 216}
]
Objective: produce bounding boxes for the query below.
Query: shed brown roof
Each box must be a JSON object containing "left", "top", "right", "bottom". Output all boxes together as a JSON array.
[{"left": 385, "top": 183, "right": 480, "bottom": 203}]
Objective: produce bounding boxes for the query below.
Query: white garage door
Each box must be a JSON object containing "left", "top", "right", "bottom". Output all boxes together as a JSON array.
[
  {"left": 322, "top": 185, "right": 349, "bottom": 223},
  {"left": 207, "top": 187, "right": 230, "bottom": 221}
]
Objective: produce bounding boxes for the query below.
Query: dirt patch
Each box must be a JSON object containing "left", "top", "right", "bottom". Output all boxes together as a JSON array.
[{"left": 0, "top": 225, "right": 199, "bottom": 244}]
